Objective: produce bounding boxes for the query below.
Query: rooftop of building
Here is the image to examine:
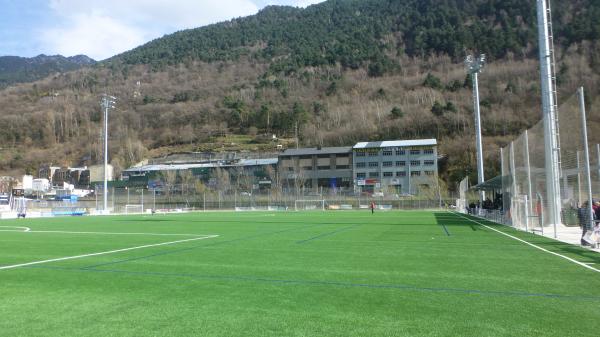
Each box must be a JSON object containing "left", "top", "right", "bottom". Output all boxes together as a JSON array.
[
  {"left": 353, "top": 139, "right": 437, "bottom": 149},
  {"left": 123, "top": 158, "right": 278, "bottom": 173},
  {"left": 280, "top": 147, "right": 352, "bottom": 157},
  {"left": 149, "top": 151, "right": 279, "bottom": 165}
]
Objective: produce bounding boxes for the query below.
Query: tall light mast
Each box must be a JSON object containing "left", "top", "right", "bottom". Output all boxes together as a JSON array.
[
  {"left": 537, "top": 0, "right": 562, "bottom": 227},
  {"left": 100, "top": 94, "right": 116, "bottom": 213},
  {"left": 465, "top": 54, "right": 486, "bottom": 204}
]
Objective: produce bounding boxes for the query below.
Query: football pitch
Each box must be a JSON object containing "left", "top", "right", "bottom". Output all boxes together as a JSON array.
[{"left": 1, "top": 210, "right": 599, "bottom": 337}]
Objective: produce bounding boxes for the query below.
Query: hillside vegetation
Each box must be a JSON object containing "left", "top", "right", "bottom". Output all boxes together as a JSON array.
[
  {"left": 0, "top": 0, "right": 599, "bottom": 186},
  {"left": 0, "top": 54, "right": 95, "bottom": 88}
]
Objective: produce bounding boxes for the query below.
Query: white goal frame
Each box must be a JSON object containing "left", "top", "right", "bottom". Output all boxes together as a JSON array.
[
  {"left": 294, "top": 200, "right": 325, "bottom": 211},
  {"left": 124, "top": 204, "right": 144, "bottom": 215}
]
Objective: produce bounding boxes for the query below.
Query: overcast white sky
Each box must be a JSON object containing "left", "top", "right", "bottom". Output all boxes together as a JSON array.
[{"left": 0, "top": 0, "right": 325, "bottom": 60}]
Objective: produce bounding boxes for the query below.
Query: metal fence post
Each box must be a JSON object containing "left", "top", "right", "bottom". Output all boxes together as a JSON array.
[
  {"left": 578, "top": 87, "right": 594, "bottom": 232},
  {"left": 524, "top": 194, "right": 530, "bottom": 232},
  {"left": 596, "top": 143, "right": 600, "bottom": 178},
  {"left": 509, "top": 142, "right": 518, "bottom": 226},
  {"left": 524, "top": 130, "right": 534, "bottom": 225}
]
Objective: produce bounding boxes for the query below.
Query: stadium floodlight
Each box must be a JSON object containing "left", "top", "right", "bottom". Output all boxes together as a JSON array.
[
  {"left": 465, "top": 54, "right": 486, "bottom": 204},
  {"left": 100, "top": 94, "right": 116, "bottom": 213},
  {"left": 536, "top": 0, "right": 562, "bottom": 227}
]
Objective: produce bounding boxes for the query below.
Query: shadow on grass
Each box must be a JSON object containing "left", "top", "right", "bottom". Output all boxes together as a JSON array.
[
  {"left": 435, "top": 212, "right": 600, "bottom": 266},
  {"left": 433, "top": 212, "right": 478, "bottom": 231}
]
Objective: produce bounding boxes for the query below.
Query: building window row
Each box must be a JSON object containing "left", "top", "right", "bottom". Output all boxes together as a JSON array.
[
  {"left": 368, "top": 162, "right": 379, "bottom": 167},
  {"left": 356, "top": 170, "right": 434, "bottom": 178},
  {"left": 424, "top": 160, "right": 435, "bottom": 166},
  {"left": 396, "top": 161, "right": 405, "bottom": 167},
  {"left": 355, "top": 148, "right": 433, "bottom": 157},
  {"left": 356, "top": 162, "right": 366, "bottom": 168},
  {"left": 410, "top": 160, "right": 420, "bottom": 166},
  {"left": 383, "top": 161, "right": 393, "bottom": 167}
]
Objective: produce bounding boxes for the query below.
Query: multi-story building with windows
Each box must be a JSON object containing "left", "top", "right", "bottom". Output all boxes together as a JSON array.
[
  {"left": 352, "top": 139, "right": 438, "bottom": 195},
  {"left": 278, "top": 147, "right": 353, "bottom": 190}
]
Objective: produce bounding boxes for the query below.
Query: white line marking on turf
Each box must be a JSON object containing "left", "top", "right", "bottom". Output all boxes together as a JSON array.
[
  {"left": 0, "top": 226, "right": 31, "bottom": 232},
  {"left": 450, "top": 211, "right": 600, "bottom": 274},
  {"left": 0, "top": 235, "right": 219, "bottom": 271},
  {"left": 14, "top": 230, "right": 211, "bottom": 237}
]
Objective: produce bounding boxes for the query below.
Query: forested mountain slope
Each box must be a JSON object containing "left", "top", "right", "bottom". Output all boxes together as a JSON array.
[
  {"left": 0, "top": 54, "right": 95, "bottom": 88},
  {"left": 0, "top": 0, "right": 599, "bottom": 186}
]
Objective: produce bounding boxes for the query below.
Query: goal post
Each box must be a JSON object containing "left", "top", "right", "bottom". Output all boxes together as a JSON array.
[
  {"left": 124, "top": 204, "right": 144, "bottom": 215},
  {"left": 294, "top": 200, "right": 325, "bottom": 211}
]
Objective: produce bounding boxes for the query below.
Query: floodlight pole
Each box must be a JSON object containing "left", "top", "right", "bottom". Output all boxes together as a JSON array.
[
  {"left": 101, "top": 94, "right": 116, "bottom": 213},
  {"left": 537, "top": 0, "right": 562, "bottom": 227},
  {"left": 466, "top": 54, "right": 486, "bottom": 204}
]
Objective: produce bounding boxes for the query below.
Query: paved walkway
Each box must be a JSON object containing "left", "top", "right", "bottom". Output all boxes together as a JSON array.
[
  {"left": 469, "top": 210, "right": 600, "bottom": 253},
  {"left": 538, "top": 224, "right": 600, "bottom": 253}
]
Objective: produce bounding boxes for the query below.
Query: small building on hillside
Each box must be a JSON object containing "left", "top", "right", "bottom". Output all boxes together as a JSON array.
[
  {"left": 38, "top": 165, "right": 61, "bottom": 183},
  {"left": 32, "top": 178, "right": 51, "bottom": 193},
  {"left": 39, "top": 164, "right": 113, "bottom": 188}
]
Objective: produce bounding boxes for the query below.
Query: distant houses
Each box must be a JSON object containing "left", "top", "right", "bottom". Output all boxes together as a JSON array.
[{"left": 38, "top": 164, "right": 113, "bottom": 189}]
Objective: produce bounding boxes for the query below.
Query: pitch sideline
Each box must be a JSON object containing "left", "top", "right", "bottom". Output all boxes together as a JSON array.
[
  {"left": 450, "top": 211, "right": 600, "bottom": 274},
  {"left": 0, "top": 234, "right": 219, "bottom": 271},
  {"left": 0, "top": 226, "right": 31, "bottom": 232}
]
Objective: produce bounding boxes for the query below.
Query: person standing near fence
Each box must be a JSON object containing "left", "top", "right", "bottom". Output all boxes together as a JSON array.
[
  {"left": 370, "top": 201, "right": 375, "bottom": 214},
  {"left": 578, "top": 201, "right": 591, "bottom": 246}
]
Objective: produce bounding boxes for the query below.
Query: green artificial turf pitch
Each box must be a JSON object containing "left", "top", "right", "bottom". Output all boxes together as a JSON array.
[{"left": 1, "top": 211, "right": 600, "bottom": 337}]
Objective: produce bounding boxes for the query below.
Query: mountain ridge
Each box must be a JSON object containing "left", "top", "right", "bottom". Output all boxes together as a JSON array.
[{"left": 0, "top": 54, "right": 96, "bottom": 87}]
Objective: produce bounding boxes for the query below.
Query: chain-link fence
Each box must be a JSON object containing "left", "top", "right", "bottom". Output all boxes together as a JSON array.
[
  {"left": 10, "top": 185, "right": 457, "bottom": 218},
  {"left": 497, "top": 88, "right": 598, "bottom": 244}
]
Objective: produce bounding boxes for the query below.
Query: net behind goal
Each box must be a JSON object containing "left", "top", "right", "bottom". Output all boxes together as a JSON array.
[
  {"left": 124, "top": 204, "right": 144, "bottom": 215},
  {"left": 294, "top": 200, "right": 325, "bottom": 211}
]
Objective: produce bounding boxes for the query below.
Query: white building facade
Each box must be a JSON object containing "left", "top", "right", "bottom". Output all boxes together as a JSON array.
[{"left": 352, "top": 139, "right": 438, "bottom": 195}]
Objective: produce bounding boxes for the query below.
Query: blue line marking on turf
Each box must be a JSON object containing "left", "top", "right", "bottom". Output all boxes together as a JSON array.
[
  {"left": 440, "top": 223, "right": 451, "bottom": 236},
  {"left": 80, "top": 223, "right": 326, "bottom": 270},
  {"left": 27, "top": 265, "right": 600, "bottom": 302},
  {"left": 296, "top": 224, "right": 361, "bottom": 244}
]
